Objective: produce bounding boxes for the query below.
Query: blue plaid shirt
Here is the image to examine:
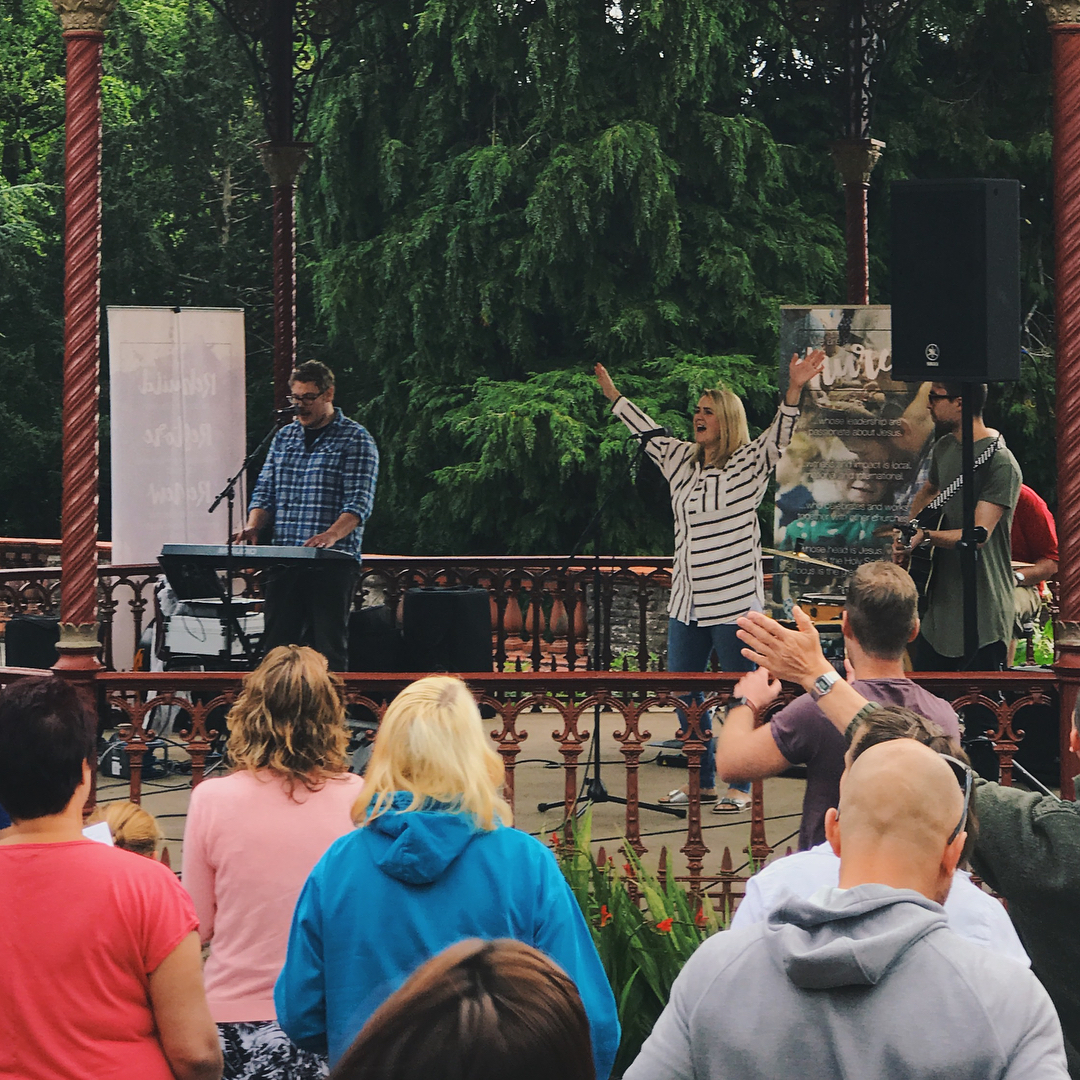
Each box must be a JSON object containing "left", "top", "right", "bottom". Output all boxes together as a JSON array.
[{"left": 249, "top": 409, "right": 378, "bottom": 561}]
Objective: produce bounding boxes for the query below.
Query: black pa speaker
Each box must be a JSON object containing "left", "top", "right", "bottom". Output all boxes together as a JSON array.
[
  {"left": 5, "top": 615, "right": 60, "bottom": 669},
  {"left": 890, "top": 178, "right": 1021, "bottom": 383},
  {"left": 402, "top": 587, "right": 492, "bottom": 673}
]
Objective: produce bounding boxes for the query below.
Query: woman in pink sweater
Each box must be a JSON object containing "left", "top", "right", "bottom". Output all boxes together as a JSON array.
[{"left": 182, "top": 645, "right": 363, "bottom": 1080}]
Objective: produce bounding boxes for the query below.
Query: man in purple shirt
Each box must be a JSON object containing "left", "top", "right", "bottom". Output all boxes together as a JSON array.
[{"left": 715, "top": 561, "right": 959, "bottom": 848}]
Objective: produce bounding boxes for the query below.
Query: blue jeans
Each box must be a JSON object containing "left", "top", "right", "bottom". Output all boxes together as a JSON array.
[{"left": 667, "top": 618, "right": 752, "bottom": 793}]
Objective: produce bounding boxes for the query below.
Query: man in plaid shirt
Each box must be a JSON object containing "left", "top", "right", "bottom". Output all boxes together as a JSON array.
[{"left": 236, "top": 360, "right": 379, "bottom": 670}]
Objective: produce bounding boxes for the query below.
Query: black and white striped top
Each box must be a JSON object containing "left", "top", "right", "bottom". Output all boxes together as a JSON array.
[{"left": 613, "top": 396, "right": 800, "bottom": 625}]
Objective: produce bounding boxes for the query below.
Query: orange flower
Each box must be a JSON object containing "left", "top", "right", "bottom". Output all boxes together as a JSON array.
[
  {"left": 694, "top": 905, "right": 708, "bottom": 928},
  {"left": 600, "top": 904, "right": 613, "bottom": 927},
  {"left": 656, "top": 917, "right": 674, "bottom": 933},
  {"left": 550, "top": 831, "right": 561, "bottom": 848}
]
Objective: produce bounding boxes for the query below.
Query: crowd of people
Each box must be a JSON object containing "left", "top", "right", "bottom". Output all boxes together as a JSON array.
[{"left": 1, "top": 369, "right": 1074, "bottom": 1079}]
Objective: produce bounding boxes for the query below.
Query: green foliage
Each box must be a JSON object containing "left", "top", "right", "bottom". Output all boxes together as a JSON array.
[
  {"left": 1013, "top": 617, "right": 1054, "bottom": 668},
  {"left": 303, "top": 0, "right": 844, "bottom": 553},
  {"left": 0, "top": 0, "right": 278, "bottom": 537},
  {"left": 555, "top": 810, "right": 720, "bottom": 1075}
]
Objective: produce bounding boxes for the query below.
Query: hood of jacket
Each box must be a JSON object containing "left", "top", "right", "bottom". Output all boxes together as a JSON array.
[
  {"left": 364, "top": 792, "right": 486, "bottom": 885},
  {"left": 765, "top": 883, "right": 948, "bottom": 990}
]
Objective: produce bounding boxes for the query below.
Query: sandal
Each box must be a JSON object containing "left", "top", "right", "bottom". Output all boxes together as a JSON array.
[
  {"left": 659, "top": 786, "right": 718, "bottom": 805},
  {"left": 711, "top": 796, "right": 751, "bottom": 814}
]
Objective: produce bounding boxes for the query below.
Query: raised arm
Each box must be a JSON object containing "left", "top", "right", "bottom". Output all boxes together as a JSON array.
[
  {"left": 735, "top": 607, "right": 872, "bottom": 737},
  {"left": 785, "top": 348, "right": 825, "bottom": 407},
  {"left": 595, "top": 362, "right": 621, "bottom": 403}
]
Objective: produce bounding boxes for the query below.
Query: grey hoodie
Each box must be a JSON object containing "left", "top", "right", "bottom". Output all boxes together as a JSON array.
[{"left": 625, "top": 884, "right": 1067, "bottom": 1080}]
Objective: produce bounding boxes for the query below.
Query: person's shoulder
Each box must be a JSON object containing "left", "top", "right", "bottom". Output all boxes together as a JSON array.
[{"left": 748, "top": 846, "right": 839, "bottom": 896}]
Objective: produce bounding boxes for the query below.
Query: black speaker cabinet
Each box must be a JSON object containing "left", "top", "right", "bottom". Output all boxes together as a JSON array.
[
  {"left": 890, "top": 178, "right": 1021, "bottom": 383},
  {"left": 402, "top": 587, "right": 492, "bottom": 673},
  {"left": 5, "top": 615, "right": 60, "bottom": 669}
]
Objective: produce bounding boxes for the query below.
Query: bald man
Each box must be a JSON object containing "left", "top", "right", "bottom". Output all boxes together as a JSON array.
[
  {"left": 626, "top": 738, "right": 1067, "bottom": 1080},
  {"left": 731, "top": 706, "right": 1029, "bottom": 965}
]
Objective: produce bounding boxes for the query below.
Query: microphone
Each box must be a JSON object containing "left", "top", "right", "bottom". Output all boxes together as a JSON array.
[
  {"left": 275, "top": 404, "right": 300, "bottom": 418},
  {"left": 631, "top": 426, "right": 669, "bottom": 445}
]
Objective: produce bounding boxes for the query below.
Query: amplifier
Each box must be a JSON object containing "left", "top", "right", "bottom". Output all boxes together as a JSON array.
[{"left": 163, "top": 612, "right": 264, "bottom": 658}]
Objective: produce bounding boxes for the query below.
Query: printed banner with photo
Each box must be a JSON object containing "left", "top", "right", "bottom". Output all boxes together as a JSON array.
[{"left": 774, "top": 305, "right": 933, "bottom": 611}]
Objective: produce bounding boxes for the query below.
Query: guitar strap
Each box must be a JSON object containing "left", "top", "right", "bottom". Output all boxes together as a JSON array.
[{"left": 909, "top": 435, "right": 1002, "bottom": 526}]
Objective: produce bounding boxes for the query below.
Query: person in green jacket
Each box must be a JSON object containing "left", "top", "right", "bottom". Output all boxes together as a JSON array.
[{"left": 733, "top": 604, "right": 1080, "bottom": 1079}]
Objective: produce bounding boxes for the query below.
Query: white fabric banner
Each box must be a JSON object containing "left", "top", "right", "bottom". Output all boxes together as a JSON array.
[{"left": 107, "top": 307, "right": 246, "bottom": 565}]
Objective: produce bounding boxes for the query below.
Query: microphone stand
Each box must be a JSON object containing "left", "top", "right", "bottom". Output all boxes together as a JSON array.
[
  {"left": 207, "top": 411, "right": 291, "bottom": 665},
  {"left": 538, "top": 426, "right": 685, "bottom": 819}
]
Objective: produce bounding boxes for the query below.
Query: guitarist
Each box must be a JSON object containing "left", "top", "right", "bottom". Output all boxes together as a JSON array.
[{"left": 894, "top": 382, "right": 1022, "bottom": 671}]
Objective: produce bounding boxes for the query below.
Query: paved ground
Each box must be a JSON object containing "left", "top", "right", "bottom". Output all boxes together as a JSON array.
[{"left": 95, "top": 706, "right": 808, "bottom": 882}]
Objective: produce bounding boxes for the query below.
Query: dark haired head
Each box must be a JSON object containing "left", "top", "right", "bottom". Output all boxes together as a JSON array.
[
  {"left": 844, "top": 562, "right": 918, "bottom": 660},
  {"left": 940, "top": 381, "right": 987, "bottom": 416},
  {"left": 847, "top": 705, "right": 977, "bottom": 859},
  {"left": 290, "top": 360, "right": 334, "bottom": 393},
  {"left": 0, "top": 677, "right": 94, "bottom": 820},
  {"left": 329, "top": 939, "right": 595, "bottom": 1080}
]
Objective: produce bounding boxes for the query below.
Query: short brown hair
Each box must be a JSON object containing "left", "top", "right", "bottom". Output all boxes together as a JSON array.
[
  {"left": 844, "top": 561, "right": 918, "bottom": 660},
  {"left": 225, "top": 645, "right": 350, "bottom": 796},
  {"left": 290, "top": 360, "right": 334, "bottom": 393},
  {"left": 329, "top": 939, "right": 595, "bottom": 1080}
]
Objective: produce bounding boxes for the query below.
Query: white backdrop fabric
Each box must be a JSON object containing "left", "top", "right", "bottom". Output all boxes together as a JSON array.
[{"left": 108, "top": 307, "right": 246, "bottom": 565}]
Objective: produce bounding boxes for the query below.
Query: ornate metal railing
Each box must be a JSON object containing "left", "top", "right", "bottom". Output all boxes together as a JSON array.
[
  {"left": 19, "top": 667, "right": 1040, "bottom": 913},
  {"left": 0, "top": 556, "right": 676, "bottom": 672}
]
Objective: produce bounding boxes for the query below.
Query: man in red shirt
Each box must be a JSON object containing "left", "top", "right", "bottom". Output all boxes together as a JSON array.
[{"left": 1010, "top": 484, "right": 1058, "bottom": 665}]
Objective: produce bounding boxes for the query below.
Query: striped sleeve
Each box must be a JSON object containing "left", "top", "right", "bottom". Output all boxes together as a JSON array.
[
  {"left": 728, "top": 404, "right": 800, "bottom": 478},
  {"left": 611, "top": 397, "right": 693, "bottom": 480}
]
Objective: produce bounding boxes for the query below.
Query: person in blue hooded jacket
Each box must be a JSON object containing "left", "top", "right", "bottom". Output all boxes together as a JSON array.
[{"left": 274, "top": 675, "right": 619, "bottom": 1078}]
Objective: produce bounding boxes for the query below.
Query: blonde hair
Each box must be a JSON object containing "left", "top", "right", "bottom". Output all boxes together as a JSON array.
[
  {"left": 691, "top": 386, "right": 750, "bottom": 469},
  {"left": 86, "top": 801, "right": 163, "bottom": 859},
  {"left": 225, "top": 645, "right": 350, "bottom": 797},
  {"left": 357, "top": 676, "right": 511, "bottom": 831}
]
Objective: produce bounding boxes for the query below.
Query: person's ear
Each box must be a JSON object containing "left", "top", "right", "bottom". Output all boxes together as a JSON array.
[
  {"left": 325, "top": 384, "right": 336, "bottom": 403},
  {"left": 942, "top": 831, "right": 966, "bottom": 877},
  {"left": 841, "top": 611, "right": 851, "bottom": 638},
  {"left": 1069, "top": 726, "right": 1079, "bottom": 755},
  {"left": 824, "top": 807, "right": 841, "bottom": 857},
  {"left": 908, "top": 616, "right": 920, "bottom": 644}
]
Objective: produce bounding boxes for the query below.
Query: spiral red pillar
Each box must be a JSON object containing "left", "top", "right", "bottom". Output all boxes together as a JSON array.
[
  {"left": 50, "top": 0, "right": 115, "bottom": 681},
  {"left": 1043, "top": 3, "right": 1080, "bottom": 797},
  {"left": 261, "top": 144, "right": 310, "bottom": 412},
  {"left": 830, "top": 138, "right": 885, "bottom": 305}
]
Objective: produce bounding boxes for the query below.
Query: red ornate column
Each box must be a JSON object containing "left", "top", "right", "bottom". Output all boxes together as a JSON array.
[
  {"left": 1042, "top": 1, "right": 1080, "bottom": 798},
  {"left": 830, "top": 138, "right": 885, "bottom": 305},
  {"left": 50, "top": 0, "right": 115, "bottom": 681},
  {"left": 260, "top": 143, "right": 310, "bottom": 411}
]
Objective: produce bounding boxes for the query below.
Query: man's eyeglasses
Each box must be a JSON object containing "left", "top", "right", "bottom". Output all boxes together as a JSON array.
[
  {"left": 927, "top": 392, "right": 956, "bottom": 403},
  {"left": 939, "top": 753, "right": 973, "bottom": 845},
  {"left": 286, "top": 391, "right": 325, "bottom": 406}
]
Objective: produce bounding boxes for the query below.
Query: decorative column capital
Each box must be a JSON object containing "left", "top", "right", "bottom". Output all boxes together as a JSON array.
[
  {"left": 829, "top": 138, "right": 886, "bottom": 186},
  {"left": 1040, "top": 1, "right": 1080, "bottom": 25},
  {"left": 259, "top": 143, "right": 313, "bottom": 188},
  {"left": 50, "top": 0, "right": 117, "bottom": 32}
]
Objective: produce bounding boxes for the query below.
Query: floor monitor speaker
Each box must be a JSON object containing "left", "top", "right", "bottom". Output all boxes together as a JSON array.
[
  {"left": 402, "top": 587, "right": 492, "bottom": 673},
  {"left": 890, "top": 178, "right": 1020, "bottom": 382}
]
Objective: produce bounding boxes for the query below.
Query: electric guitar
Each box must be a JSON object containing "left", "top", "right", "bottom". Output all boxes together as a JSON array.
[{"left": 897, "top": 436, "right": 1001, "bottom": 612}]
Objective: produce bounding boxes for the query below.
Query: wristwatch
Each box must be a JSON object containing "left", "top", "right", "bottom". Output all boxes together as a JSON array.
[
  {"left": 809, "top": 669, "right": 841, "bottom": 702},
  {"left": 1014, "top": 569, "right": 1026, "bottom": 586},
  {"left": 726, "top": 696, "right": 753, "bottom": 715}
]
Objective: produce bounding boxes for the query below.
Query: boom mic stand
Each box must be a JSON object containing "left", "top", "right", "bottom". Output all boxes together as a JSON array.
[
  {"left": 207, "top": 410, "right": 291, "bottom": 665},
  {"left": 538, "top": 427, "right": 685, "bottom": 819}
]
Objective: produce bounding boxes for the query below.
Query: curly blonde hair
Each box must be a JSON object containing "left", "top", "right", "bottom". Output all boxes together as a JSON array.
[
  {"left": 225, "top": 645, "right": 350, "bottom": 796},
  {"left": 357, "top": 675, "right": 511, "bottom": 831}
]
